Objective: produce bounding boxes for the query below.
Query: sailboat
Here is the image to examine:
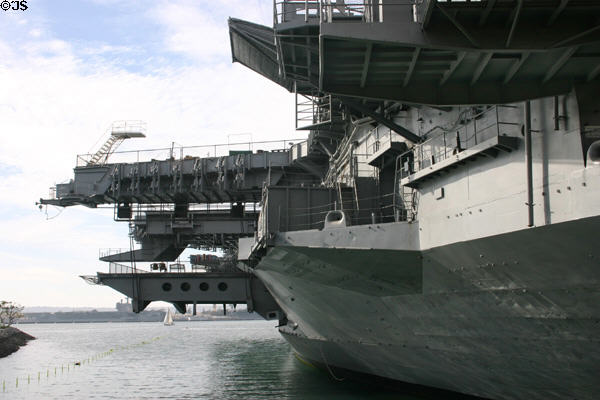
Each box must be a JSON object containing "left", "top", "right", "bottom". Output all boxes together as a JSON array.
[{"left": 163, "top": 308, "right": 174, "bottom": 326}]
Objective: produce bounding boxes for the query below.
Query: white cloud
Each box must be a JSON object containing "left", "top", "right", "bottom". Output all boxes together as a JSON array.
[
  {"left": 149, "top": 3, "right": 229, "bottom": 60},
  {"left": 0, "top": 0, "right": 299, "bottom": 307},
  {"left": 28, "top": 28, "right": 42, "bottom": 37},
  {"left": 147, "top": 0, "right": 273, "bottom": 61}
]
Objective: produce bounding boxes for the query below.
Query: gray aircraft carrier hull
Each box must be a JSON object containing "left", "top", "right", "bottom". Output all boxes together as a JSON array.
[{"left": 255, "top": 215, "right": 600, "bottom": 400}]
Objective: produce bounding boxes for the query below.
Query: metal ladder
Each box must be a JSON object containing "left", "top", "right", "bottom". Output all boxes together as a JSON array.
[
  {"left": 87, "top": 120, "right": 147, "bottom": 166},
  {"left": 88, "top": 134, "right": 126, "bottom": 165}
]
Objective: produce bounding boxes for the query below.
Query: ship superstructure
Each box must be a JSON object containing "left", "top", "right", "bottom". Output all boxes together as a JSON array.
[{"left": 40, "top": 1, "right": 600, "bottom": 399}]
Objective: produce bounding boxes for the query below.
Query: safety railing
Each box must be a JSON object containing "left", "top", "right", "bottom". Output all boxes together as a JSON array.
[
  {"left": 410, "top": 105, "right": 520, "bottom": 174},
  {"left": 393, "top": 156, "right": 418, "bottom": 222},
  {"left": 99, "top": 248, "right": 129, "bottom": 259},
  {"left": 351, "top": 153, "right": 378, "bottom": 179},
  {"left": 126, "top": 203, "right": 260, "bottom": 219},
  {"left": 108, "top": 262, "right": 149, "bottom": 274},
  {"left": 280, "top": 192, "right": 406, "bottom": 228},
  {"left": 274, "top": 1, "right": 385, "bottom": 25},
  {"left": 364, "top": 126, "right": 402, "bottom": 157},
  {"left": 75, "top": 138, "right": 304, "bottom": 167},
  {"left": 274, "top": 0, "right": 320, "bottom": 24},
  {"left": 321, "top": 0, "right": 375, "bottom": 23},
  {"left": 110, "top": 120, "right": 147, "bottom": 136},
  {"left": 296, "top": 93, "right": 335, "bottom": 129}
]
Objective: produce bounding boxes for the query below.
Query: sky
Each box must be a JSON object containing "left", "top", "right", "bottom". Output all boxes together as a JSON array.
[{"left": 0, "top": 0, "right": 298, "bottom": 308}]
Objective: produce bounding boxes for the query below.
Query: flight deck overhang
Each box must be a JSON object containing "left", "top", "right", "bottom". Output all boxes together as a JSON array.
[
  {"left": 319, "top": 15, "right": 600, "bottom": 105},
  {"left": 229, "top": 18, "right": 294, "bottom": 91},
  {"left": 235, "top": 1, "right": 600, "bottom": 105}
]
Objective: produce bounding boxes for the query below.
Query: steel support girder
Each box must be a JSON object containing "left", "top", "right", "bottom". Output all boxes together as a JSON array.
[
  {"left": 319, "top": 17, "right": 600, "bottom": 50},
  {"left": 320, "top": 28, "right": 599, "bottom": 104},
  {"left": 341, "top": 98, "right": 421, "bottom": 143},
  {"left": 96, "top": 272, "right": 281, "bottom": 320},
  {"left": 327, "top": 79, "right": 593, "bottom": 107}
]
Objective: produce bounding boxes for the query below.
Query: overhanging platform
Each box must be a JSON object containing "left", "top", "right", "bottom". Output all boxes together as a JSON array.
[
  {"left": 84, "top": 269, "right": 282, "bottom": 320},
  {"left": 401, "top": 135, "right": 520, "bottom": 188}
]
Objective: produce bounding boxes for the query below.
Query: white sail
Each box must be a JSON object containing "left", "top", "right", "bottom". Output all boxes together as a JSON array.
[{"left": 163, "top": 309, "right": 174, "bottom": 326}]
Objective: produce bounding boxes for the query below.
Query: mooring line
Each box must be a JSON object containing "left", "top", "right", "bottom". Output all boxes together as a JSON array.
[{"left": 319, "top": 343, "right": 345, "bottom": 382}]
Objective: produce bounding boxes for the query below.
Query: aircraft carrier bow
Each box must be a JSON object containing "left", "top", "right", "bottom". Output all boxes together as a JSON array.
[{"left": 41, "top": 1, "right": 600, "bottom": 399}]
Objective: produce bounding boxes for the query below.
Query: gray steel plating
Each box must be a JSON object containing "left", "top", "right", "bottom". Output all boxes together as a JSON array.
[{"left": 256, "top": 215, "right": 600, "bottom": 400}]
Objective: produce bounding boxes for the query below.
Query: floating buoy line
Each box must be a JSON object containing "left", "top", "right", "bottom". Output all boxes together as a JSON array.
[{"left": 1, "top": 335, "right": 165, "bottom": 394}]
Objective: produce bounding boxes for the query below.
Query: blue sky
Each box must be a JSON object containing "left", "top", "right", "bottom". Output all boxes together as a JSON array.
[{"left": 0, "top": 0, "right": 297, "bottom": 307}]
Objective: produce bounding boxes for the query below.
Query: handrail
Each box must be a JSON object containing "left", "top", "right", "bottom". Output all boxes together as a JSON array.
[
  {"left": 76, "top": 138, "right": 304, "bottom": 167},
  {"left": 108, "top": 262, "right": 149, "bottom": 274},
  {"left": 274, "top": 0, "right": 320, "bottom": 24},
  {"left": 296, "top": 93, "right": 335, "bottom": 129},
  {"left": 406, "top": 105, "right": 519, "bottom": 174},
  {"left": 274, "top": 1, "right": 386, "bottom": 24}
]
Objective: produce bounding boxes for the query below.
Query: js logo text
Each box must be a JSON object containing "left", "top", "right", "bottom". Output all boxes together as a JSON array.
[{"left": 1, "top": 1, "right": 28, "bottom": 11}]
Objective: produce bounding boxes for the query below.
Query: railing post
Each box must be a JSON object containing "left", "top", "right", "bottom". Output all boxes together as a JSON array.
[
  {"left": 444, "top": 132, "right": 447, "bottom": 160},
  {"left": 473, "top": 114, "right": 477, "bottom": 145},
  {"left": 524, "top": 101, "right": 534, "bottom": 227},
  {"left": 295, "top": 90, "right": 299, "bottom": 129},
  {"left": 305, "top": 0, "right": 309, "bottom": 22},
  {"left": 495, "top": 105, "right": 500, "bottom": 140},
  {"left": 319, "top": 0, "right": 322, "bottom": 21}
]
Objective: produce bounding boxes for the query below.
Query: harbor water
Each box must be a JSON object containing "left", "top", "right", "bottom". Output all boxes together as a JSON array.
[{"left": 1, "top": 320, "right": 434, "bottom": 400}]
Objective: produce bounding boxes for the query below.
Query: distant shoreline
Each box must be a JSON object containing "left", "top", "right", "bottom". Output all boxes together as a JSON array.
[
  {"left": 18, "top": 310, "right": 262, "bottom": 324},
  {"left": 0, "top": 327, "right": 35, "bottom": 358},
  {"left": 17, "top": 316, "right": 263, "bottom": 324}
]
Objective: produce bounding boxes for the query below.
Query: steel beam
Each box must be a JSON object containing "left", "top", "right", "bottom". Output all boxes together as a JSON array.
[
  {"left": 479, "top": 0, "right": 497, "bottom": 27},
  {"left": 547, "top": 0, "right": 570, "bottom": 27},
  {"left": 360, "top": 43, "right": 373, "bottom": 88},
  {"left": 524, "top": 101, "right": 534, "bottom": 227},
  {"left": 422, "top": 0, "right": 436, "bottom": 29},
  {"left": 505, "top": 0, "right": 523, "bottom": 48},
  {"left": 586, "top": 63, "right": 600, "bottom": 82},
  {"left": 404, "top": 48, "right": 421, "bottom": 87},
  {"left": 543, "top": 46, "right": 578, "bottom": 83},
  {"left": 503, "top": 52, "right": 530, "bottom": 84},
  {"left": 306, "top": 37, "right": 311, "bottom": 81},
  {"left": 440, "top": 51, "right": 466, "bottom": 86},
  {"left": 436, "top": 4, "right": 479, "bottom": 48},
  {"left": 471, "top": 52, "right": 493, "bottom": 86},
  {"left": 554, "top": 25, "right": 600, "bottom": 48},
  {"left": 341, "top": 98, "right": 421, "bottom": 143}
]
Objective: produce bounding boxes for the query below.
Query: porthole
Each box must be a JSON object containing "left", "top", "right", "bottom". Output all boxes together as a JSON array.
[
  {"left": 162, "top": 282, "right": 172, "bottom": 292},
  {"left": 218, "top": 282, "right": 228, "bottom": 291},
  {"left": 199, "top": 282, "right": 209, "bottom": 291},
  {"left": 180, "top": 282, "right": 190, "bottom": 292}
]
